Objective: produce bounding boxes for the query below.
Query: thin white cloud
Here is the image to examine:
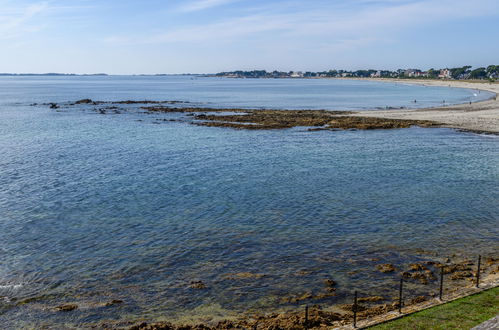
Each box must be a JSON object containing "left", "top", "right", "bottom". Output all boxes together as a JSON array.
[
  {"left": 105, "top": 0, "right": 499, "bottom": 47},
  {"left": 0, "top": 2, "right": 48, "bottom": 40},
  {"left": 177, "top": 0, "right": 240, "bottom": 12}
]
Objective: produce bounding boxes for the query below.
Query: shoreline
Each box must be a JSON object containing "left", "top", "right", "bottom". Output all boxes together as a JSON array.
[
  {"left": 42, "top": 78, "right": 499, "bottom": 134},
  {"left": 108, "top": 261, "right": 499, "bottom": 330},
  {"left": 344, "top": 78, "right": 499, "bottom": 134}
]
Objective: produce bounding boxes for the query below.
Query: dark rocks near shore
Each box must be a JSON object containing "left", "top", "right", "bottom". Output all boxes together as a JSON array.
[
  {"left": 189, "top": 281, "right": 207, "bottom": 289},
  {"left": 376, "top": 264, "right": 396, "bottom": 273},
  {"left": 50, "top": 100, "right": 441, "bottom": 132},
  {"left": 73, "top": 99, "right": 187, "bottom": 105},
  {"left": 359, "top": 303, "right": 398, "bottom": 319},
  {"left": 115, "top": 100, "right": 187, "bottom": 105},
  {"left": 485, "top": 257, "right": 498, "bottom": 266},
  {"left": 223, "top": 272, "right": 265, "bottom": 280},
  {"left": 193, "top": 110, "right": 438, "bottom": 131},
  {"left": 358, "top": 296, "right": 385, "bottom": 303},
  {"left": 410, "top": 296, "right": 428, "bottom": 305},
  {"left": 401, "top": 270, "right": 435, "bottom": 285},
  {"left": 55, "top": 304, "right": 78, "bottom": 312},
  {"left": 75, "top": 99, "right": 94, "bottom": 104},
  {"left": 323, "top": 278, "right": 337, "bottom": 293},
  {"left": 127, "top": 306, "right": 345, "bottom": 330},
  {"left": 408, "top": 263, "right": 428, "bottom": 271},
  {"left": 107, "top": 256, "right": 498, "bottom": 330},
  {"left": 449, "top": 271, "right": 474, "bottom": 281},
  {"left": 104, "top": 299, "right": 124, "bottom": 306}
]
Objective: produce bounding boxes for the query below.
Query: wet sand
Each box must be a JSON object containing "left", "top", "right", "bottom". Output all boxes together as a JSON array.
[{"left": 348, "top": 79, "right": 499, "bottom": 134}]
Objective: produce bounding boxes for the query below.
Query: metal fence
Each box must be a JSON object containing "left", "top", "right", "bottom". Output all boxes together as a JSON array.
[{"left": 298, "top": 254, "right": 492, "bottom": 329}]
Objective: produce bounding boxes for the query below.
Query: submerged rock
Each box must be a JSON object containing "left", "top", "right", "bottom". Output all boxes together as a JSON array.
[
  {"left": 339, "top": 303, "right": 367, "bottom": 312},
  {"left": 75, "top": 99, "right": 94, "bottom": 104},
  {"left": 408, "top": 263, "right": 428, "bottom": 271},
  {"left": 443, "top": 263, "right": 473, "bottom": 274},
  {"left": 323, "top": 278, "right": 336, "bottom": 287},
  {"left": 55, "top": 304, "right": 78, "bottom": 312},
  {"left": 376, "top": 264, "right": 396, "bottom": 273},
  {"left": 189, "top": 281, "right": 207, "bottom": 289},
  {"left": 223, "top": 272, "right": 265, "bottom": 280},
  {"left": 358, "top": 296, "right": 384, "bottom": 303},
  {"left": 410, "top": 296, "right": 427, "bottom": 305},
  {"left": 401, "top": 270, "right": 434, "bottom": 284},
  {"left": 282, "top": 291, "right": 336, "bottom": 304},
  {"left": 485, "top": 257, "right": 498, "bottom": 266},
  {"left": 53, "top": 100, "right": 442, "bottom": 132},
  {"left": 323, "top": 278, "right": 337, "bottom": 293},
  {"left": 128, "top": 306, "right": 344, "bottom": 329},
  {"left": 449, "top": 271, "right": 474, "bottom": 280},
  {"left": 104, "top": 299, "right": 124, "bottom": 306},
  {"left": 359, "top": 303, "right": 398, "bottom": 318}
]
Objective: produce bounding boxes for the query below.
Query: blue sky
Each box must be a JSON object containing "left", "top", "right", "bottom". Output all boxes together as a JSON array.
[{"left": 1, "top": 0, "right": 498, "bottom": 74}]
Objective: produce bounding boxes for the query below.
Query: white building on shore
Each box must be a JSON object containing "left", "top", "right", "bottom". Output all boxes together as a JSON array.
[
  {"left": 438, "top": 69, "right": 452, "bottom": 79},
  {"left": 290, "top": 71, "right": 304, "bottom": 78}
]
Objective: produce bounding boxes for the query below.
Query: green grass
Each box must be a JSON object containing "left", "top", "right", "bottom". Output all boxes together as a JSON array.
[{"left": 369, "top": 287, "right": 499, "bottom": 330}]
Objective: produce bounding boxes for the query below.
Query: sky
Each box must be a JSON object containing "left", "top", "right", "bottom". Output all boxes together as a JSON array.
[{"left": 1, "top": 0, "right": 498, "bottom": 74}]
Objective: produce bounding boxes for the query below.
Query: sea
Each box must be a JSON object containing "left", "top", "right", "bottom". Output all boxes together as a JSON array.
[{"left": 0, "top": 75, "right": 497, "bottom": 327}]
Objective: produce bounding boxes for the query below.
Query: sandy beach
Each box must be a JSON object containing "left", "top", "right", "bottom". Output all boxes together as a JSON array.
[{"left": 350, "top": 79, "right": 499, "bottom": 134}]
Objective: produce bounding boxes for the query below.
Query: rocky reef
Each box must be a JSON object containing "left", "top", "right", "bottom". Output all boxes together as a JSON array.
[
  {"left": 44, "top": 100, "right": 441, "bottom": 131},
  {"left": 192, "top": 110, "right": 439, "bottom": 130},
  {"left": 95, "top": 256, "right": 497, "bottom": 330}
]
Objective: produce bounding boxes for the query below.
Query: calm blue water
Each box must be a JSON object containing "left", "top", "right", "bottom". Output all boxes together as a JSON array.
[
  {"left": 0, "top": 76, "right": 498, "bottom": 327},
  {"left": 0, "top": 75, "right": 493, "bottom": 110}
]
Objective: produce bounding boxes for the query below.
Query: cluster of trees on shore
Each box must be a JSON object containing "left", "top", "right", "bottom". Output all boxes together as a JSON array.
[
  {"left": 444, "top": 66, "right": 499, "bottom": 80},
  {"left": 214, "top": 65, "right": 499, "bottom": 80}
]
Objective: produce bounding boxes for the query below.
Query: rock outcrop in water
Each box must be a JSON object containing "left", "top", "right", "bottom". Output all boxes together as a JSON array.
[
  {"left": 376, "top": 264, "right": 396, "bottom": 273},
  {"left": 55, "top": 304, "right": 78, "bottom": 312},
  {"left": 189, "top": 281, "right": 207, "bottom": 289},
  {"left": 47, "top": 100, "right": 441, "bottom": 131},
  {"left": 191, "top": 109, "right": 439, "bottom": 130},
  {"left": 141, "top": 105, "right": 440, "bottom": 130}
]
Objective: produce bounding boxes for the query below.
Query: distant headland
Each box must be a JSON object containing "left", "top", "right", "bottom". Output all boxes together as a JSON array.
[
  {"left": 0, "top": 73, "right": 108, "bottom": 76},
  {"left": 0, "top": 73, "right": 195, "bottom": 77}
]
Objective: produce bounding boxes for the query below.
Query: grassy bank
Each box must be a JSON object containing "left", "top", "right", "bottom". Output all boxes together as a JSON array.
[{"left": 369, "top": 286, "right": 498, "bottom": 329}]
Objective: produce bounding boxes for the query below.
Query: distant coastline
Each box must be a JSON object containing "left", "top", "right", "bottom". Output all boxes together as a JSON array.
[
  {"left": 0, "top": 73, "right": 108, "bottom": 76},
  {"left": 0, "top": 73, "right": 196, "bottom": 77},
  {"left": 348, "top": 78, "right": 499, "bottom": 134},
  {"left": 2, "top": 65, "right": 498, "bottom": 80},
  {"left": 209, "top": 65, "right": 499, "bottom": 81}
]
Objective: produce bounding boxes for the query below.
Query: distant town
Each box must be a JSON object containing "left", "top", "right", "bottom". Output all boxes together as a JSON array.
[{"left": 212, "top": 65, "right": 499, "bottom": 81}]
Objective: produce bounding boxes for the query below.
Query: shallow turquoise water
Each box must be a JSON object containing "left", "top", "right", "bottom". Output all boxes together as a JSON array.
[{"left": 0, "top": 76, "right": 497, "bottom": 327}]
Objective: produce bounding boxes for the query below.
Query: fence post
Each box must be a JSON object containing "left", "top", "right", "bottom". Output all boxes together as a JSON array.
[
  {"left": 476, "top": 255, "right": 481, "bottom": 288},
  {"left": 353, "top": 291, "right": 358, "bottom": 328},
  {"left": 304, "top": 305, "right": 308, "bottom": 330},
  {"left": 399, "top": 278, "right": 404, "bottom": 314},
  {"left": 439, "top": 266, "right": 444, "bottom": 300}
]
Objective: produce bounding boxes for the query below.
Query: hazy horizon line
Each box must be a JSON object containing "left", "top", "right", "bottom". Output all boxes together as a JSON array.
[{"left": 1, "top": 65, "right": 497, "bottom": 77}]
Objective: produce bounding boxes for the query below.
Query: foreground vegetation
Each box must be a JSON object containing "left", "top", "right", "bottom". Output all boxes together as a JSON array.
[{"left": 370, "top": 286, "right": 499, "bottom": 330}]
